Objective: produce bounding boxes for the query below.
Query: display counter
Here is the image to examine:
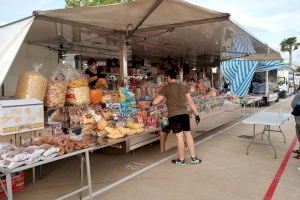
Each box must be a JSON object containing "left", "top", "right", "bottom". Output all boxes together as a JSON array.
[{"left": 191, "top": 94, "right": 242, "bottom": 132}]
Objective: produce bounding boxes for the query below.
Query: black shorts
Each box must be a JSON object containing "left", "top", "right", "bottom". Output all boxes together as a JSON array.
[{"left": 162, "top": 114, "right": 191, "bottom": 134}]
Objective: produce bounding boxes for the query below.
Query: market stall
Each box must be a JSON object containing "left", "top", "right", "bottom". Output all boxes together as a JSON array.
[
  {"left": 0, "top": 0, "right": 283, "bottom": 199},
  {"left": 220, "top": 55, "right": 286, "bottom": 104}
]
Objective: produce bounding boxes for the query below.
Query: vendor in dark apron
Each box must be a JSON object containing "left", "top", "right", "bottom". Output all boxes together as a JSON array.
[{"left": 85, "top": 57, "right": 105, "bottom": 88}]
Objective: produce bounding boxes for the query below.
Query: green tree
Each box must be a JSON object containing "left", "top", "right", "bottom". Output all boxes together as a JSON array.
[
  {"left": 65, "top": 0, "right": 133, "bottom": 8},
  {"left": 280, "top": 37, "right": 300, "bottom": 68},
  {"left": 296, "top": 66, "right": 300, "bottom": 73}
]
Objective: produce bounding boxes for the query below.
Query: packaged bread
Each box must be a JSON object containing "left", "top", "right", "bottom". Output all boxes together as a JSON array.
[
  {"left": 15, "top": 64, "right": 47, "bottom": 101},
  {"left": 44, "top": 81, "right": 67, "bottom": 108},
  {"left": 66, "top": 87, "right": 91, "bottom": 105}
]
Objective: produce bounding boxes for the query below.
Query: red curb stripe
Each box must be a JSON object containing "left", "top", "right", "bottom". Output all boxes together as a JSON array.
[{"left": 263, "top": 136, "right": 298, "bottom": 200}]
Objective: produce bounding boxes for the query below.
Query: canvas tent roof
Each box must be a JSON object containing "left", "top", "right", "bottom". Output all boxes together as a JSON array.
[
  {"left": 34, "top": 0, "right": 228, "bottom": 32},
  {"left": 0, "top": 0, "right": 282, "bottom": 86}
]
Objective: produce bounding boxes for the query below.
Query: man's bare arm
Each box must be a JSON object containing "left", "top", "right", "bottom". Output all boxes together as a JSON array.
[
  {"left": 152, "top": 95, "right": 164, "bottom": 105},
  {"left": 186, "top": 93, "right": 199, "bottom": 116}
]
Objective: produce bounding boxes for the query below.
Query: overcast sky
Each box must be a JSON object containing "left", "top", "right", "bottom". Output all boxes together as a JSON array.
[{"left": 1, "top": 0, "right": 299, "bottom": 65}]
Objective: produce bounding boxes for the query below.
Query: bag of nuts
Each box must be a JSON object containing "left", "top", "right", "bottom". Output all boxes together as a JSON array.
[{"left": 44, "top": 81, "right": 68, "bottom": 108}]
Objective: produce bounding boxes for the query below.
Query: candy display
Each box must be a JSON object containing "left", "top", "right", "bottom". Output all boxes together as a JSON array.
[
  {"left": 192, "top": 94, "right": 239, "bottom": 115},
  {"left": 119, "top": 87, "right": 137, "bottom": 118},
  {"left": 44, "top": 81, "right": 68, "bottom": 108}
]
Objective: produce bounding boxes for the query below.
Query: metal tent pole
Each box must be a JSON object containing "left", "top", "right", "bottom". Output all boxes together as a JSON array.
[
  {"left": 265, "top": 71, "right": 269, "bottom": 98},
  {"left": 119, "top": 34, "right": 128, "bottom": 85}
]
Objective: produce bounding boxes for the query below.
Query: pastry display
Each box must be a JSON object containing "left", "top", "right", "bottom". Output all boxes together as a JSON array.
[{"left": 97, "top": 118, "right": 107, "bottom": 131}]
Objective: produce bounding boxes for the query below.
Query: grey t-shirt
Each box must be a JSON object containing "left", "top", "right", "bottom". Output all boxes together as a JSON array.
[{"left": 159, "top": 82, "right": 189, "bottom": 117}]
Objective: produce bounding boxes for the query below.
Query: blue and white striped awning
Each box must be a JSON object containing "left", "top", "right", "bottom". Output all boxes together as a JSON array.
[
  {"left": 256, "top": 60, "right": 287, "bottom": 72},
  {"left": 221, "top": 58, "right": 286, "bottom": 96},
  {"left": 222, "top": 31, "right": 256, "bottom": 58}
]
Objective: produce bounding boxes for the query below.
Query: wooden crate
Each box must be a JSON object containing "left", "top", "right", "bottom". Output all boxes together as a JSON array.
[
  {"left": 35, "top": 127, "right": 53, "bottom": 137},
  {"left": 16, "top": 131, "right": 35, "bottom": 147}
]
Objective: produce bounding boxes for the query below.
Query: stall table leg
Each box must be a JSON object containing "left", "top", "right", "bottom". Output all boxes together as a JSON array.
[
  {"left": 266, "top": 125, "right": 277, "bottom": 159},
  {"left": 247, "top": 124, "right": 256, "bottom": 155},
  {"left": 79, "top": 154, "right": 85, "bottom": 200},
  {"left": 6, "top": 173, "right": 13, "bottom": 200},
  {"left": 85, "top": 151, "right": 93, "bottom": 200},
  {"left": 279, "top": 126, "right": 286, "bottom": 143},
  {"left": 32, "top": 167, "right": 36, "bottom": 184}
]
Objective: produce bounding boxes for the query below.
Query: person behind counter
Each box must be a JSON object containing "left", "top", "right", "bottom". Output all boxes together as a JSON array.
[{"left": 85, "top": 57, "right": 105, "bottom": 88}]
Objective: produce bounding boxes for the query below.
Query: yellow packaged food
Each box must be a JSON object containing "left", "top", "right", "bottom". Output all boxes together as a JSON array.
[
  {"left": 15, "top": 69, "right": 47, "bottom": 101},
  {"left": 67, "top": 77, "right": 88, "bottom": 88},
  {"left": 66, "top": 87, "right": 91, "bottom": 105}
]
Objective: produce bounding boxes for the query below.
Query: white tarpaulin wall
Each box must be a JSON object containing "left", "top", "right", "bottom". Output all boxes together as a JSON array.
[{"left": 0, "top": 17, "right": 34, "bottom": 86}]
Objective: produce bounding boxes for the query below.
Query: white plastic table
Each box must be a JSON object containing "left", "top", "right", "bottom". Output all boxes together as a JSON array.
[
  {"left": 241, "top": 96, "right": 262, "bottom": 118},
  {"left": 242, "top": 112, "right": 291, "bottom": 159}
]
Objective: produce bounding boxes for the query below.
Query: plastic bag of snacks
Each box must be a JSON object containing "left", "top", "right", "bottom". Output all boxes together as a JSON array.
[
  {"left": 90, "top": 89, "right": 103, "bottom": 104},
  {"left": 66, "top": 87, "right": 91, "bottom": 105},
  {"left": 50, "top": 62, "right": 88, "bottom": 88},
  {"left": 15, "top": 64, "right": 48, "bottom": 101},
  {"left": 44, "top": 81, "right": 67, "bottom": 108},
  {"left": 67, "top": 76, "right": 88, "bottom": 88},
  {"left": 95, "top": 78, "right": 108, "bottom": 89},
  {"left": 119, "top": 87, "right": 137, "bottom": 117}
]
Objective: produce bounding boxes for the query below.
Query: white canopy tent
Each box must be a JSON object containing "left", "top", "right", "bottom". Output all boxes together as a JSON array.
[{"left": 0, "top": 0, "right": 281, "bottom": 96}]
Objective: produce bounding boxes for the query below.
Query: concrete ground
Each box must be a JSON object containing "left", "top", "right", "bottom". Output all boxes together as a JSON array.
[{"left": 12, "top": 97, "right": 300, "bottom": 200}]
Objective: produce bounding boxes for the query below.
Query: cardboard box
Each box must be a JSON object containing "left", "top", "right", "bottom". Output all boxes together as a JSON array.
[
  {"left": 0, "top": 172, "right": 25, "bottom": 198},
  {"left": 16, "top": 131, "right": 35, "bottom": 147},
  {"left": 0, "top": 99, "right": 44, "bottom": 135},
  {"left": 46, "top": 122, "right": 64, "bottom": 136},
  {"left": 0, "top": 135, "right": 16, "bottom": 145}
]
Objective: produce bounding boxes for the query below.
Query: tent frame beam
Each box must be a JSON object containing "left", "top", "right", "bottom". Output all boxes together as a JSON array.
[
  {"left": 33, "top": 12, "right": 121, "bottom": 35},
  {"left": 136, "top": 15, "right": 230, "bottom": 33},
  {"left": 125, "top": 0, "right": 164, "bottom": 40}
]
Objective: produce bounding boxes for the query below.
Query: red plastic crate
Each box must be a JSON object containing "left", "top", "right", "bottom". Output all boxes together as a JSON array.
[{"left": 0, "top": 172, "right": 25, "bottom": 199}]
